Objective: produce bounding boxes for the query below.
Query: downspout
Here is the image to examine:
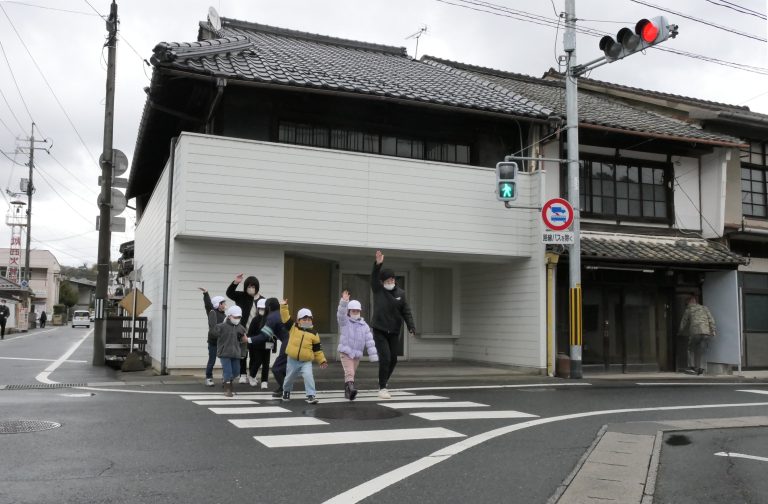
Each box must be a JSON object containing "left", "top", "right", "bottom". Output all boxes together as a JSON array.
[
  {"left": 160, "top": 136, "right": 178, "bottom": 375},
  {"left": 204, "top": 78, "right": 227, "bottom": 134}
]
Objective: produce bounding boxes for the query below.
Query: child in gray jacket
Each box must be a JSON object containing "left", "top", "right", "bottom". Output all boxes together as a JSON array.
[
  {"left": 214, "top": 305, "right": 247, "bottom": 397},
  {"left": 337, "top": 290, "right": 378, "bottom": 400}
]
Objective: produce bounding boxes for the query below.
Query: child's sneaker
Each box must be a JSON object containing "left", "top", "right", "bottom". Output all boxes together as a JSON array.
[
  {"left": 248, "top": 376, "right": 258, "bottom": 387},
  {"left": 305, "top": 395, "right": 319, "bottom": 404},
  {"left": 282, "top": 390, "right": 291, "bottom": 402},
  {"left": 238, "top": 374, "right": 248, "bottom": 384},
  {"left": 260, "top": 381, "right": 269, "bottom": 390},
  {"left": 378, "top": 388, "right": 392, "bottom": 399},
  {"left": 204, "top": 378, "right": 214, "bottom": 387}
]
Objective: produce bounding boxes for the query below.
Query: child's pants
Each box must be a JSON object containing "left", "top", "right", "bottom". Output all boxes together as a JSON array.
[
  {"left": 340, "top": 352, "right": 360, "bottom": 382},
  {"left": 283, "top": 357, "right": 316, "bottom": 396},
  {"left": 220, "top": 357, "right": 240, "bottom": 383},
  {"left": 205, "top": 343, "right": 217, "bottom": 379}
]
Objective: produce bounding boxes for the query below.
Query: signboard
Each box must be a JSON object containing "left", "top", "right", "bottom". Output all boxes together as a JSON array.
[
  {"left": 119, "top": 289, "right": 152, "bottom": 317},
  {"left": 541, "top": 198, "right": 574, "bottom": 231},
  {"left": 542, "top": 231, "right": 575, "bottom": 244}
]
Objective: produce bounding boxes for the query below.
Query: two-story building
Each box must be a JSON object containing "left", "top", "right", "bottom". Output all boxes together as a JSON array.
[
  {"left": 0, "top": 248, "right": 61, "bottom": 320},
  {"left": 127, "top": 16, "right": 744, "bottom": 375}
]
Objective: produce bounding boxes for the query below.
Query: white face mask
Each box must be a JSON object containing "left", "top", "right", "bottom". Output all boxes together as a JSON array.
[
  {"left": 258, "top": 309, "right": 265, "bottom": 316},
  {"left": 246, "top": 287, "right": 256, "bottom": 296},
  {"left": 383, "top": 282, "right": 395, "bottom": 291},
  {"left": 230, "top": 317, "right": 241, "bottom": 325},
  {"left": 350, "top": 314, "right": 361, "bottom": 320},
  {"left": 299, "top": 322, "right": 313, "bottom": 329}
]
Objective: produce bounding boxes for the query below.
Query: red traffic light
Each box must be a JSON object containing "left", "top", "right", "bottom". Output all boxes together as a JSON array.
[{"left": 636, "top": 18, "right": 660, "bottom": 43}]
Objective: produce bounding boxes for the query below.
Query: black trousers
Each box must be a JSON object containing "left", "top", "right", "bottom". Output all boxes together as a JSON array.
[
  {"left": 249, "top": 346, "right": 271, "bottom": 381},
  {"left": 373, "top": 328, "right": 400, "bottom": 389},
  {"left": 0, "top": 319, "right": 6, "bottom": 338},
  {"left": 239, "top": 356, "right": 247, "bottom": 376},
  {"left": 40, "top": 320, "right": 46, "bottom": 328}
]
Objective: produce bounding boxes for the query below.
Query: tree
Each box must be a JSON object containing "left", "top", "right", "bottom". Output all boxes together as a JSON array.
[{"left": 59, "top": 281, "right": 79, "bottom": 308}]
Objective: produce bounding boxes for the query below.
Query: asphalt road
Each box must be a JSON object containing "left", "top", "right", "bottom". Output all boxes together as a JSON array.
[{"left": 1, "top": 325, "right": 767, "bottom": 504}]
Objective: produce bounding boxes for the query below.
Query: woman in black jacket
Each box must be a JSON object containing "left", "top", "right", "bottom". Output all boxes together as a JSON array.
[
  {"left": 370, "top": 250, "right": 416, "bottom": 399},
  {"left": 226, "top": 273, "right": 265, "bottom": 384}
]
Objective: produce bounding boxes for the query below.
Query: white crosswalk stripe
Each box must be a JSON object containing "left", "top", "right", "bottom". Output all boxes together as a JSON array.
[
  {"left": 209, "top": 406, "right": 289, "bottom": 415},
  {"left": 380, "top": 401, "right": 488, "bottom": 409},
  {"left": 412, "top": 410, "right": 539, "bottom": 421},
  {"left": 254, "top": 427, "right": 465, "bottom": 448},
  {"left": 193, "top": 400, "right": 259, "bottom": 406},
  {"left": 318, "top": 394, "right": 447, "bottom": 404},
  {"left": 737, "top": 389, "right": 768, "bottom": 395},
  {"left": 230, "top": 417, "right": 328, "bottom": 428}
]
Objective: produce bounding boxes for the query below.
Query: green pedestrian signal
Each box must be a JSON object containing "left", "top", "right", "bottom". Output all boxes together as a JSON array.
[
  {"left": 499, "top": 182, "right": 515, "bottom": 199},
  {"left": 495, "top": 161, "right": 518, "bottom": 202}
]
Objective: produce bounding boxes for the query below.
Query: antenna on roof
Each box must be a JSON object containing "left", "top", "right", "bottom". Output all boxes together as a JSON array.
[
  {"left": 208, "top": 6, "right": 222, "bottom": 32},
  {"left": 405, "top": 25, "right": 428, "bottom": 59}
]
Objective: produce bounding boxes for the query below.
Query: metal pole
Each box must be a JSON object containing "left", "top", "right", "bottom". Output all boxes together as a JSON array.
[
  {"left": 564, "top": 0, "right": 583, "bottom": 379},
  {"left": 24, "top": 123, "right": 34, "bottom": 287},
  {"left": 93, "top": 0, "right": 118, "bottom": 366}
]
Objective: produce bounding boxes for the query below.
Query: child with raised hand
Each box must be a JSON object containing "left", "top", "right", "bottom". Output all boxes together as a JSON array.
[
  {"left": 337, "top": 290, "right": 378, "bottom": 400},
  {"left": 281, "top": 300, "right": 328, "bottom": 404}
]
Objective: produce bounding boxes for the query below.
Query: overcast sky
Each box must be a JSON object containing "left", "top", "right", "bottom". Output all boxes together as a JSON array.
[{"left": 0, "top": 0, "right": 765, "bottom": 267}]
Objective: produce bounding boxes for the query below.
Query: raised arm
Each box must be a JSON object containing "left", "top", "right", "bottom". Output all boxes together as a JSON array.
[
  {"left": 371, "top": 250, "right": 384, "bottom": 293},
  {"left": 201, "top": 290, "right": 213, "bottom": 314},
  {"left": 337, "top": 291, "right": 350, "bottom": 328}
]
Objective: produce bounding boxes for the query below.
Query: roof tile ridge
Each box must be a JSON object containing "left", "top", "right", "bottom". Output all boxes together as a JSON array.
[
  {"left": 422, "top": 58, "right": 553, "bottom": 117},
  {"left": 219, "top": 17, "right": 408, "bottom": 56},
  {"left": 152, "top": 35, "right": 252, "bottom": 63},
  {"left": 422, "top": 55, "right": 547, "bottom": 85}
]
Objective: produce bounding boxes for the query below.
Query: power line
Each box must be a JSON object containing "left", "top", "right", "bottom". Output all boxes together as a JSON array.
[
  {"left": 703, "top": 0, "right": 766, "bottom": 20},
  {"left": 0, "top": 35, "right": 36, "bottom": 125},
  {"left": 83, "top": 0, "right": 151, "bottom": 79},
  {"left": 0, "top": 114, "right": 18, "bottom": 136},
  {"left": 32, "top": 162, "right": 94, "bottom": 225},
  {"left": 34, "top": 159, "right": 97, "bottom": 207},
  {"left": 0, "top": 1, "right": 99, "bottom": 16},
  {"left": 628, "top": 0, "right": 766, "bottom": 42},
  {"left": 0, "top": 148, "right": 24, "bottom": 166},
  {"left": 0, "top": 4, "right": 99, "bottom": 167},
  {"left": 43, "top": 150, "right": 100, "bottom": 197}
]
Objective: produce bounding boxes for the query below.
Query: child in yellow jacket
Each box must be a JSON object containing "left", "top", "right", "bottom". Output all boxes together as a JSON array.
[{"left": 280, "top": 302, "right": 327, "bottom": 404}]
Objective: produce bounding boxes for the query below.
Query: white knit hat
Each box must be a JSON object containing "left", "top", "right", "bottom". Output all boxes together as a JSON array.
[
  {"left": 297, "top": 308, "right": 313, "bottom": 320},
  {"left": 348, "top": 300, "right": 362, "bottom": 311},
  {"left": 226, "top": 305, "right": 242, "bottom": 317},
  {"left": 257, "top": 298, "right": 266, "bottom": 309},
  {"left": 211, "top": 296, "right": 226, "bottom": 309}
]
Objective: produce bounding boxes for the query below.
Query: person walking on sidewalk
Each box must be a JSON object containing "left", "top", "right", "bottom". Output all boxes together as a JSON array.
[
  {"left": 370, "top": 250, "right": 416, "bottom": 399},
  {"left": 200, "top": 287, "right": 227, "bottom": 387},
  {"left": 39, "top": 310, "right": 47, "bottom": 328},
  {"left": 678, "top": 294, "right": 717, "bottom": 375},
  {"left": 337, "top": 290, "right": 378, "bottom": 400},
  {"left": 213, "top": 305, "right": 247, "bottom": 397},
  {"left": 226, "top": 273, "right": 265, "bottom": 385},
  {"left": 0, "top": 299, "right": 10, "bottom": 339},
  {"left": 246, "top": 298, "right": 272, "bottom": 389},
  {"left": 281, "top": 302, "right": 328, "bottom": 404}
]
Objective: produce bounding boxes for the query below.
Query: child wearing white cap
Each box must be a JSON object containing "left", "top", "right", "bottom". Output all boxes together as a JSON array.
[
  {"left": 281, "top": 301, "right": 328, "bottom": 404},
  {"left": 337, "top": 290, "right": 378, "bottom": 400},
  {"left": 246, "top": 298, "right": 271, "bottom": 389},
  {"left": 200, "top": 287, "right": 227, "bottom": 387},
  {"left": 213, "top": 305, "right": 247, "bottom": 397}
]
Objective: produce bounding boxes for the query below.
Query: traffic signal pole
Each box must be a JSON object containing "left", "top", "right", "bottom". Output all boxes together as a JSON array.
[
  {"left": 564, "top": 0, "right": 583, "bottom": 379},
  {"left": 94, "top": 0, "right": 118, "bottom": 366}
]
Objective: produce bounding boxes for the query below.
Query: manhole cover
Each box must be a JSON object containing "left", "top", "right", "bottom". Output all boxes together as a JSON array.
[
  {"left": 0, "top": 420, "right": 61, "bottom": 434},
  {"left": 305, "top": 404, "right": 402, "bottom": 420},
  {"left": 665, "top": 434, "right": 691, "bottom": 446}
]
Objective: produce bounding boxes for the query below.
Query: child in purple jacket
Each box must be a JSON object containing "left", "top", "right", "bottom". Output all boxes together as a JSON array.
[{"left": 337, "top": 290, "right": 378, "bottom": 400}]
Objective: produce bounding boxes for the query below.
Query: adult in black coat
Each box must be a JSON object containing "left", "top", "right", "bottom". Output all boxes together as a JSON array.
[
  {"left": 247, "top": 298, "right": 288, "bottom": 397},
  {"left": 0, "top": 299, "right": 10, "bottom": 339},
  {"left": 370, "top": 250, "right": 416, "bottom": 398},
  {"left": 39, "top": 311, "right": 47, "bottom": 328},
  {"left": 226, "top": 273, "right": 265, "bottom": 384}
]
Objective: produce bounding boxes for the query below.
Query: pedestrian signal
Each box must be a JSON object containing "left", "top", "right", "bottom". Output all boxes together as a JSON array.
[{"left": 495, "top": 161, "right": 518, "bottom": 202}]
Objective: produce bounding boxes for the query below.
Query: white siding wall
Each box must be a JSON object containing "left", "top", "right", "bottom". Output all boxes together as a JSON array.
[
  {"left": 174, "top": 133, "right": 537, "bottom": 258},
  {"left": 168, "top": 240, "right": 284, "bottom": 369},
  {"left": 134, "top": 159, "right": 172, "bottom": 363},
  {"left": 673, "top": 157, "right": 701, "bottom": 231},
  {"left": 700, "top": 150, "right": 729, "bottom": 238},
  {"left": 457, "top": 257, "right": 545, "bottom": 369}
]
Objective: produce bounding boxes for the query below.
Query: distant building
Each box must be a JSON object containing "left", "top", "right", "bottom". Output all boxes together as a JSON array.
[
  {"left": 0, "top": 248, "right": 61, "bottom": 317},
  {"left": 66, "top": 277, "right": 96, "bottom": 311}
]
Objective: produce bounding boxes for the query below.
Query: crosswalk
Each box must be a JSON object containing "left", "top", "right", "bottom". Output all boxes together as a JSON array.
[{"left": 179, "top": 388, "right": 539, "bottom": 449}]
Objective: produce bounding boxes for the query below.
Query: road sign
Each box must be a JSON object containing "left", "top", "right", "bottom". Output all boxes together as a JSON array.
[
  {"left": 542, "top": 198, "right": 574, "bottom": 231},
  {"left": 542, "top": 231, "right": 575, "bottom": 244}
]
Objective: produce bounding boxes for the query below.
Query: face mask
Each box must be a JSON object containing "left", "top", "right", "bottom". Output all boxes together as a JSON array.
[
  {"left": 299, "top": 322, "right": 313, "bottom": 329},
  {"left": 350, "top": 314, "right": 361, "bottom": 320},
  {"left": 230, "top": 317, "right": 241, "bottom": 325},
  {"left": 383, "top": 282, "right": 395, "bottom": 291},
  {"left": 258, "top": 309, "right": 265, "bottom": 316},
  {"left": 247, "top": 287, "right": 256, "bottom": 296}
]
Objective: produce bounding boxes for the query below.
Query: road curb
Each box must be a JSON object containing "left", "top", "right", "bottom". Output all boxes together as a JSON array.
[{"left": 546, "top": 424, "right": 608, "bottom": 504}]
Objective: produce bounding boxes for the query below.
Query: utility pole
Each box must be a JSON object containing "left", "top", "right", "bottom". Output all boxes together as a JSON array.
[
  {"left": 564, "top": 0, "right": 582, "bottom": 379},
  {"left": 24, "top": 123, "right": 34, "bottom": 287},
  {"left": 94, "top": 0, "right": 118, "bottom": 366}
]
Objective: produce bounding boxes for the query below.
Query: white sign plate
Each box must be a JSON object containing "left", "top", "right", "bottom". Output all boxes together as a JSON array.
[{"left": 542, "top": 231, "right": 575, "bottom": 244}]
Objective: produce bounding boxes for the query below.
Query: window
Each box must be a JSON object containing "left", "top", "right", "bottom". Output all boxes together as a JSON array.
[
  {"left": 741, "top": 141, "right": 767, "bottom": 218},
  {"left": 577, "top": 156, "right": 670, "bottom": 221},
  {"left": 279, "top": 121, "right": 470, "bottom": 165}
]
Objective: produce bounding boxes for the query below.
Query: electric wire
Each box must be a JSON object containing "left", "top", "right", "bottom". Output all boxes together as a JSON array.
[
  {"left": 673, "top": 174, "right": 721, "bottom": 236},
  {"left": 0, "top": 67, "right": 26, "bottom": 132},
  {"left": 0, "top": 1, "right": 99, "bottom": 16},
  {"left": 0, "top": 148, "right": 24, "bottom": 165},
  {"left": 702, "top": 0, "right": 766, "bottom": 20},
  {"left": 34, "top": 159, "right": 97, "bottom": 207},
  {"left": 43, "top": 150, "right": 99, "bottom": 197},
  {"left": 83, "top": 0, "right": 151, "bottom": 79},
  {"left": 627, "top": 0, "right": 766, "bottom": 42},
  {"left": 0, "top": 114, "right": 17, "bottom": 136},
  {"left": 0, "top": 4, "right": 99, "bottom": 167},
  {"left": 33, "top": 163, "right": 94, "bottom": 225},
  {"left": 0, "top": 36, "right": 36, "bottom": 127}
]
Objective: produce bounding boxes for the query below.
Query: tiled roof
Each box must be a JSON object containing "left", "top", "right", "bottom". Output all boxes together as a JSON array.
[
  {"left": 425, "top": 57, "right": 743, "bottom": 146},
  {"left": 0, "top": 276, "right": 23, "bottom": 290},
  {"left": 149, "top": 18, "right": 553, "bottom": 119},
  {"left": 577, "top": 235, "right": 745, "bottom": 266}
]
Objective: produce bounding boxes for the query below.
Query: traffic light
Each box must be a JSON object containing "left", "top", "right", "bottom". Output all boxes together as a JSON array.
[
  {"left": 495, "top": 161, "right": 518, "bottom": 202},
  {"left": 599, "top": 16, "right": 677, "bottom": 62}
]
